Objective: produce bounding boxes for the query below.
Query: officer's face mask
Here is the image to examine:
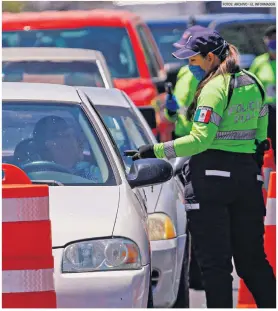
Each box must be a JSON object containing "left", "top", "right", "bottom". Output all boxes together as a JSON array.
[
  {"left": 188, "top": 65, "right": 206, "bottom": 81},
  {"left": 267, "top": 40, "right": 276, "bottom": 53}
]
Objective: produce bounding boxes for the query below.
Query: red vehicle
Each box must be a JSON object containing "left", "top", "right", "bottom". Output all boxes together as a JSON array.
[{"left": 2, "top": 10, "right": 174, "bottom": 142}]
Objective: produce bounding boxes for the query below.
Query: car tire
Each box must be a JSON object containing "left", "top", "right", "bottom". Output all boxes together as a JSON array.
[
  {"left": 147, "top": 271, "right": 154, "bottom": 308},
  {"left": 173, "top": 232, "right": 190, "bottom": 308}
]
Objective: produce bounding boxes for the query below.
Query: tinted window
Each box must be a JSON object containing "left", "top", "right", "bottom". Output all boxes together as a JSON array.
[
  {"left": 2, "top": 61, "right": 105, "bottom": 87},
  {"left": 148, "top": 24, "right": 186, "bottom": 63},
  {"left": 96, "top": 105, "right": 151, "bottom": 173},
  {"left": 2, "top": 102, "right": 116, "bottom": 186},
  {"left": 218, "top": 22, "right": 275, "bottom": 55},
  {"left": 2, "top": 27, "right": 139, "bottom": 79}
]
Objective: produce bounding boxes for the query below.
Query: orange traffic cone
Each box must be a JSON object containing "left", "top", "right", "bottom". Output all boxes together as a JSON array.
[
  {"left": 261, "top": 138, "right": 276, "bottom": 203},
  {"left": 237, "top": 171, "right": 276, "bottom": 309},
  {"left": 237, "top": 279, "right": 256, "bottom": 308},
  {"left": 264, "top": 171, "right": 276, "bottom": 276}
]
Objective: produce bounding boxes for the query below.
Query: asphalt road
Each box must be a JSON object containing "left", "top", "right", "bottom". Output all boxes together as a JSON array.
[{"left": 189, "top": 264, "right": 239, "bottom": 308}]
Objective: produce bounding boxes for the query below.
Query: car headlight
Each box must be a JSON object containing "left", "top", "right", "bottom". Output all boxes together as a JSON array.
[
  {"left": 62, "top": 238, "right": 141, "bottom": 273},
  {"left": 148, "top": 213, "right": 176, "bottom": 241}
]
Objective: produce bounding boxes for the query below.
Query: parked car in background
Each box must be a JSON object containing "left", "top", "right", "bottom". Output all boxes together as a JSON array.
[
  {"left": 2, "top": 10, "right": 174, "bottom": 142},
  {"left": 2, "top": 82, "right": 174, "bottom": 308},
  {"left": 147, "top": 14, "right": 276, "bottom": 87},
  {"left": 81, "top": 86, "right": 190, "bottom": 307},
  {"left": 2, "top": 47, "right": 114, "bottom": 88}
]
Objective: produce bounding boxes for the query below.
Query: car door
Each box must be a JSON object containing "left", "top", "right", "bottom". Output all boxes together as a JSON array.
[{"left": 95, "top": 103, "right": 162, "bottom": 214}]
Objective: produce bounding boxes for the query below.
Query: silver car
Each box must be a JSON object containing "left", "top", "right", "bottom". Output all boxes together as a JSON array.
[
  {"left": 2, "top": 47, "right": 114, "bottom": 88},
  {"left": 80, "top": 87, "right": 190, "bottom": 308},
  {"left": 2, "top": 82, "right": 173, "bottom": 308}
]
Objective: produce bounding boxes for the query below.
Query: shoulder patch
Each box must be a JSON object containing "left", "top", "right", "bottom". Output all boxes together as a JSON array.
[{"left": 194, "top": 106, "right": 213, "bottom": 124}]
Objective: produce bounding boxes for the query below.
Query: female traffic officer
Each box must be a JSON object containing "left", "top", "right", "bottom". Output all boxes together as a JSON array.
[{"left": 127, "top": 28, "right": 276, "bottom": 308}]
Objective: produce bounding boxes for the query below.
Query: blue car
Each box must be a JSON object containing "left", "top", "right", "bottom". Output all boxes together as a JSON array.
[{"left": 147, "top": 14, "right": 276, "bottom": 71}]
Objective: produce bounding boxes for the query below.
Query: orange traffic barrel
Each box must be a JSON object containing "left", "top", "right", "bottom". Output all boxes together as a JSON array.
[{"left": 2, "top": 164, "right": 57, "bottom": 308}]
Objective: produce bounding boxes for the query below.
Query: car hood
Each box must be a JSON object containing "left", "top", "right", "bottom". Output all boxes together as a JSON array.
[{"left": 49, "top": 186, "right": 120, "bottom": 247}]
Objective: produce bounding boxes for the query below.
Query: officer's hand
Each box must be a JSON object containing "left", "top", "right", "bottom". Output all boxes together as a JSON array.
[
  {"left": 124, "top": 145, "right": 156, "bottom": 161},
  {"left": 166, "top": 94, "right": 179, "bottom": 112},
  {"left": 254, "top": 139, "right": 270, "bottom": 169}
]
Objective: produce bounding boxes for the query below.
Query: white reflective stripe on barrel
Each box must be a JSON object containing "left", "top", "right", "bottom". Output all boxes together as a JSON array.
[
  {"left": 2, "top": 196, "right": 49, "bottom": 222},
  {"left": 2, "top": 269, "right": 54, "bottom": 293},
  {"left": 263, "top": 168, "right": 273, "bottom": 190},
  {"left": 265, "top": 198, "right": 276, "bottom": 226}
]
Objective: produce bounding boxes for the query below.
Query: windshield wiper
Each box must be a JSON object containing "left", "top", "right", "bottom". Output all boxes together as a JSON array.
[{"left": 31, "top": 180, "right": 64, "bottom": 186}]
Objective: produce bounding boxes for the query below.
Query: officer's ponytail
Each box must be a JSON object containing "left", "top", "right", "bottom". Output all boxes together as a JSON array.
[{"left": 186, "top": 44, "right": 240, "bottom": 121}]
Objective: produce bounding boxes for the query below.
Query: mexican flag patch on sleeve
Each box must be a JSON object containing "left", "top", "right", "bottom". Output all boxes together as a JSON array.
[{"left": 194, "top": 106, "right": 213, "bottom": 124}]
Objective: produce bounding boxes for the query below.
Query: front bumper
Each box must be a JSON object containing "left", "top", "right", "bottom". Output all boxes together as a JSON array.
[
  {"left": 151, "top": 234, "right": 187, "bottom": 308},
  {"left": 53, "top": 248, "right": 150, "bottom": 308}
]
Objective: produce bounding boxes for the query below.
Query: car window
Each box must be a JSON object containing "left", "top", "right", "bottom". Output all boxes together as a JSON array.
[
  {"left": 137, "top": 25, "right": 161, "bottom": 78},
  {"left": 245, "top": 23, "right": 275, "bottom": 55},
  {"left": 96, "top": 105, "right": 151, "bottom": 173},
  {"left": 2, "top": 61, "right": 105, "bottom": 87},
  {"left": 2, "top": 27, "right": 139, "bottom": 79},
  {"left": 216, "top": 24, "right": 251, "bottom": 55},
  {"left": 148, "top": 24, "right": 186, "bottom": 64},
  {"left": 2, "top": 101, "right": 117, "bottom": 186},
  {"left": 217, "top": 22, "right": 275, "bottom": 55}
]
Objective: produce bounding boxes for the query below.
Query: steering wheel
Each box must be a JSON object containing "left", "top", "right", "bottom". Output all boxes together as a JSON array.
[{"left": 21, "top": 161, "right": 72, "bottom": 174}]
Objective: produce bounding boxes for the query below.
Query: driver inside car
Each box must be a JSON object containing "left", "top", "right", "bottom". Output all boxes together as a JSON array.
[{"left": 32, "top": 115, "right": 102, "bottom": 183}]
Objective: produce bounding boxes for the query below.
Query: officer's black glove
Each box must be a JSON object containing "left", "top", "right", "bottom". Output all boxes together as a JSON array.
[
  {"left": 124, "top": 144, "right": 155, "bottom": 161},
  {"left": 254, "top": 139, "right": 270, "bottom": 169}
]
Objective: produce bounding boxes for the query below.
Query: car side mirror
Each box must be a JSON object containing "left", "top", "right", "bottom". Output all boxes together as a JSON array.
[
  {"left": 171, "top": 157, "right": 190, "bottom": 176},
  {"left": 127, "top": 158, "right": 173, "bottom": 189},
  {"left": 138, "top": 106, "right": 157, "bottom": 129}
]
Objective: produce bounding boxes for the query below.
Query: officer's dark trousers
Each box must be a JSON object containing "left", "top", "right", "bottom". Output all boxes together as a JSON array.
[
  {"left": 184, "top": 150, "right": 276, "bottom": 308},
  {"left": 268, "top": 104, "right": 276, "bottom": 162}
]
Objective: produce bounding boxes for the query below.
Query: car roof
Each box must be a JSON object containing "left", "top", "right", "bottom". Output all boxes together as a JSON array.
[
  {"left": 146, "top": 13, "right": 275, "bottom": 27},
  {"left": 2, "top": 47, "right": 103, "bottom": 62},
  {"left": 80, "top": 87, "right": 131, "bottom": 108},
  {"left": 3, "top": 82, "right": 81, "bottom": 103},
  {"left": 2, "top": 9, "right": 141, "bottom": 28}
]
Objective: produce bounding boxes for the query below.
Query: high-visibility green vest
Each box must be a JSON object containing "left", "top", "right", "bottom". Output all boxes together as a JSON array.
[
  {"left": 164, "top": 66, "right": 198, "bottom": 137},
  {"left": 249, "top": 53, "right": 276, "bottom": 105},
  {"left": 154, "top": 70, "right": 268, "bottom": 159}
]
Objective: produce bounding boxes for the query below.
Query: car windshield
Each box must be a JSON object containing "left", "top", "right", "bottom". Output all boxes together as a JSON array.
[
  {"left": 2, "top": 101, "right": 116, "bottom": 186},
  {"left": 96, "top": 105, "right": 151, "bottom": 173},
  {"left": 148, "top": 24, "right": 186, "bottom": 63},
  {"left": 2, "top": 61, "right": 106, "bottom": 87},
  {"left": 2, "top": 27, "right": 139, "bottom": 79}
]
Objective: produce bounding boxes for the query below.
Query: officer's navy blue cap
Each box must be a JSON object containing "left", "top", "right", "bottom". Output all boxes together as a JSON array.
[
  {"left": 173, "top": 28, "right": 228, "bottom": 60},
  {"left": 173, "top": 25, "right": 207, "bottom": 48}
]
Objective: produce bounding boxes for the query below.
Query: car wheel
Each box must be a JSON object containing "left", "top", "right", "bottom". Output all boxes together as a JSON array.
[
  {"left": 147, "top": 272, "right": 154, "bottom": 308},
  {"left": 173, "top": 232, "right": 190, "bottom": 308}
]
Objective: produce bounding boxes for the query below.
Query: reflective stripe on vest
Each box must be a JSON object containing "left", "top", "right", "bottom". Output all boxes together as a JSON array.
[
  {"left": 2, "top": 269, "right": 55, "bottom": 293},
  {"left": 2, "top": 196, "right": 49, "bottom": 222},
  {"left": 259, "top": 104, "right": 269, "bottom": 118},
  {"left": 178, "top": 106, "right": 188, "bottom": 115},
  {"left": 210, "top": 111, "right": 222, "bottom": 126},
  {"left": 234, "top": 74, "right": 255, "bottom": 88},
  {"left": 164, "top": 141, "right": 176, "bottom": 159},
  {"left": 215, "top": 129, "right": 256, "bottom": 140}
]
